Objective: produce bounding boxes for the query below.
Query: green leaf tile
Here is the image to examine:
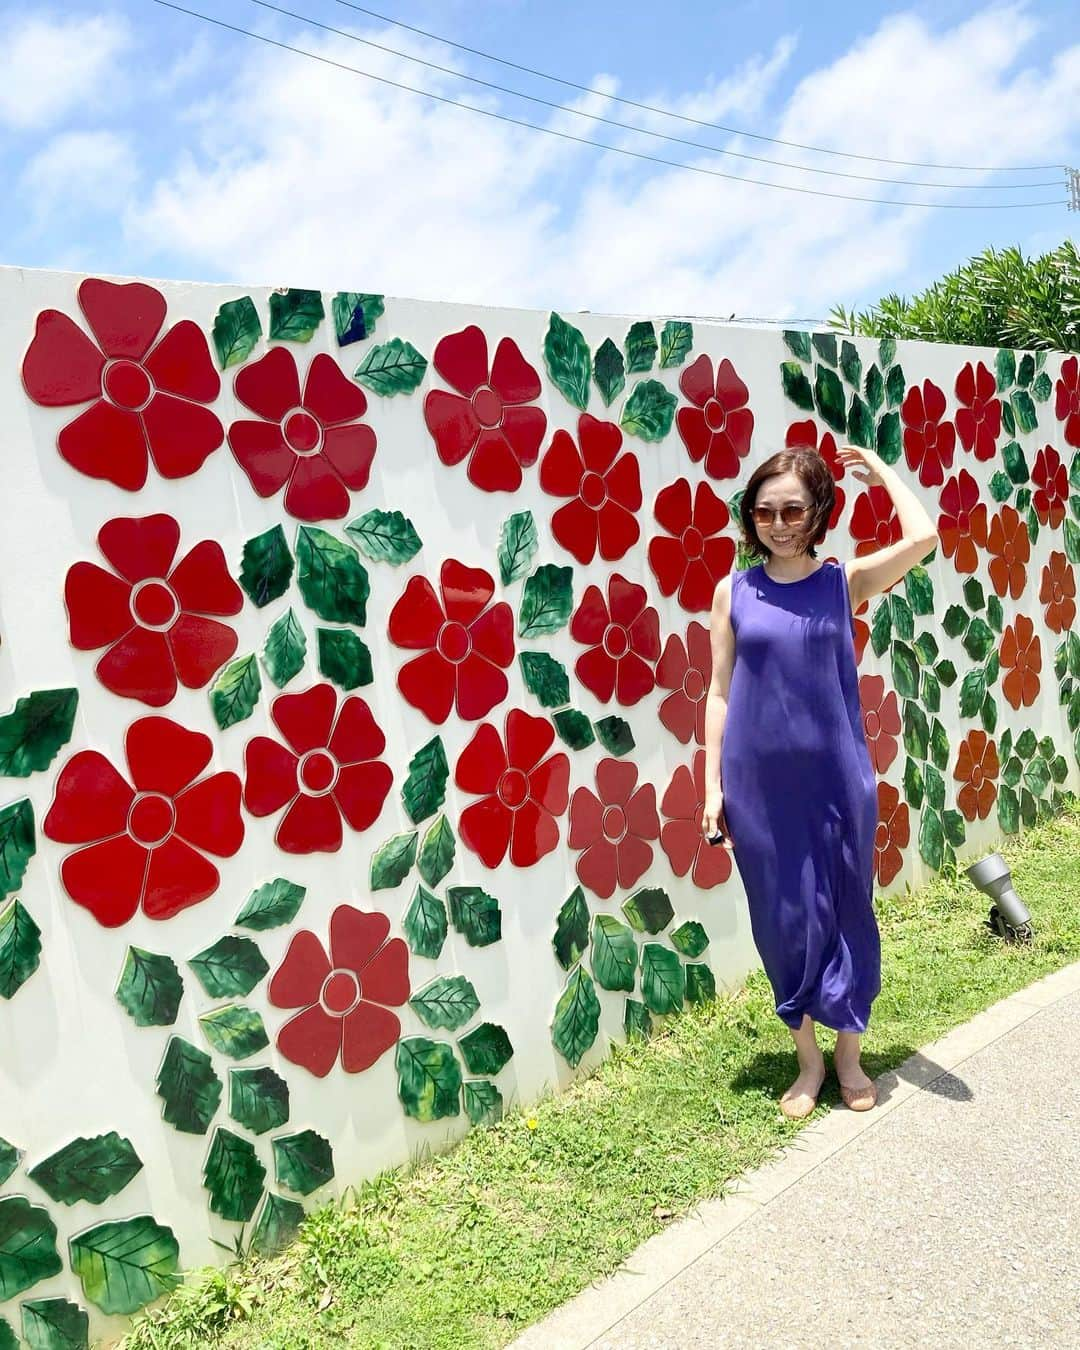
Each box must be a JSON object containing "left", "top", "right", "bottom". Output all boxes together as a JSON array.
[
  {"left": 889, "top": 593, "right": 914, "bottom": 639},
  {"left": 885, "top": 363, "right": 905, "bottom": 407},
  {"left": 447, "top": 885, "right": 502, "bottom": 947},
  {"left": 0, "top": 1137, "right": 19, "bottom": 1187},
  {"left": 212, "top": 296, "right": 261, "bottom": 370},
  {"left": 624, "top": 320, "right": 657, "bottom": 374},
  {"left": 918, "top": 807, "right": 944, "bottom": 871},
  {"left": 0, "top": 1196, "right": 62, "bottom": 1299},
  {"left": 551, "top": 966, "right": 600, "bottom": 1068},
  {"left": 545, "top": 312, "right": 591, "bottom": 408},
  {"left": 463, "top": 1080, "right": 503, "bottom": 1127},
  {"left": 519, "top": 564, "right": 573, "bottom": 637},
  {"left": 593, "top": 338, "right": 625, "bottom": 406},
  {"left": 640, "top": 943, "right": 685, "bottom": 1014},
  {"left": 69, "top": 1216, "right": 179, "bottom": 1315},
  {"left": 156, "top": 1037, "right": 222, "bottom": 1135},
  {"left": 402, "top": 736, "right": 449, "bottom": 825},
  {"left": 520, "top": 652, "right": 570, "bottom": 708},
  {"left": 268, "top": 288, "right": 324, "bottom": 342},
  {"left": 553, "top": 886, "right": 590, "bottom": 970},
  {"left": 332, "top": 291, "right": 384, "bottom": 344},
  {"left": 261, "top": 607, "right": 306, "bottom": 689},
  {"left": 409, "top": 974, "right": 479, "bottom": 1032},
  {"left": 624, "top": 997, "right": 653, "bottom": 1041},
  {"left": 812, "top": 332, "right": 837, "bottom": 366},
  {"left": 189, "top": 936, "right": 269, "bottom": 999},
  {"left": 929, "top": 718, "right": 950, "bottom": 772},
  {"left": 28, "top": 1133, "right": 142, "bottom": 1207},
  {"left": 0, "top": 1318, "right": 12, "bottom": 1350},
  {"left": 870, "top": 599, "right": 891, "bottom": 657},
  {"left": 458, "top": 1022, "right": 513, "bottom": 1076},
  {"left": 780, "top": 361, "right": 814, "bottom": 411},
  {"left": 684, "top": 962, "right": 717, "bottom": 1005},
  {"left": 0, "top": 895, "right": 41, "bottom": 999},
  {"left": 813, "top": 365, "right": 846, "bottom": 433},
  {"left": 864, "top": 363, "right": 884, "bottom": 412},
  {"left": 0, "top": 690, "right": 77, "bottom": 778},
  {"left": 783, "top": 330, "right": 812, "bottom": 363},
  {"left": 891, "top": 643, "right": 919, "bottom": 700},
  {"left": 903, "top": 756, "right": 924, "bottom": 809},
  {"left": 236, "top": 878, "right": 307, "bottom": 932},
  {"left": 317, "top": 628, "right": 372, "bottom": 690},
  {"left": 876, "top": 409, "right": 901, "bottom": 464},
  {"left": 1003, "top": 439, "right": 1029, "bottom": 485},
  {"left": 995, "top": 348, "right": 1016, "bottom": 392},
  {"left": 203, "top": 1128, "right": 266, "bottom": 1223},
  {"left": 923, "top": 763, "right": 945, "bottom": 811},
  {"left": 904, "top": 565, "right": 934, "bottom": 616},
  {"left": 839, "top": 339, "right": 862, "bottom": 389},
  {"left": 295, "top": 526, "right": 369, "bottom": 626},
  {"left": 239, "top": 524, "right": 293, "bottom": 609},
  {"left": 345, "top": 508, "right": 422, "bottom": 564},
  {"left": 670, "top": 920, "right": 709, "bottom": 957},
  {"left": 659, "top": 320, "right": 693, "bottom": 369},
  {"left": 354, "top": 338, "right": 428, "bottom": 396},
  {"left": 250, "top": 1193, "right": 305, "bottom": 1257},
  {"left": 1031, "top": 370, "right": 1052, "bottom": 402},
  {"left": 20, "top": 1297, "right": 88, "bottom": 1350},
  {"left": 273, "top": 1129, "right": 334, "bottom": 1195},
  {"left": 620, "top": 379, "right": 676, "bottom": 442},
  {"left": 229, "top": 1066, "right": 290, "bottom": 1136},
  {"left": 370, "top": 830, "right": 418, "bottom": 891},
  {"left": 622, "top": 887, "right": 674, "bottom": 935},
  {"left": 403, "top": 884, "right": 448, "bottom": 960},
  {"left": 553, "top": 709, "right": 595, "bottom": 750},
  {"left": 395, "top": 1038, "right": 462, "bottom": 1122},
  {"left": 590, "top": 914, "right": 637, "bottom": 992},
  {"left": 417, "top": 815, "right": 455, "bottom": 888},
  {"left": 1011, "top": 390, "right": 1038, "bottom": 435},
  {"left": 594, "top": 715, "right": 635, "bottom": 757},
  {"left": 115, "top": 947, "right": 183, "bottom": 1027},
  {"left": 497, "top": 511, "right": 539, "bottom": 586},
  {"left": 847, "top": 391, "right": 873, "bottom": 448},
  {"left": 199, "top": 1006, "right": 269, "bottom": 1061},
  {"left": 878, "top": 337, "right": 897, "bottom": 368},
  {"left": 209, "top": 653, "right": 261, "bottom": 731},
  {"left": 903, "top": 700, "right": 930, "bottom": 761}
]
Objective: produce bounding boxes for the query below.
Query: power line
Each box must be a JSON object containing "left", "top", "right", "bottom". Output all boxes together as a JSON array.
[
  {"left": 332, "top": 0, "right": 1068, "bottom": 175},
  {"left": 150, "top": 0, "right": 1069, "bottom": 210},
  {"left": 248, "top": 0, "right": 1063, "bottom": 191}
]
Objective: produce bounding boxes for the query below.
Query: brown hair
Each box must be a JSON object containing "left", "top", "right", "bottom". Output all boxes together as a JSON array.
[{"left": 738, "top": 448, "right": 835, "bottom": 561}]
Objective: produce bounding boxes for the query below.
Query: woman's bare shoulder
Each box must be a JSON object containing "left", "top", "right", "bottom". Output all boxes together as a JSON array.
[{"left": 711, "top": 572, "right": 734, "bottom": 617}]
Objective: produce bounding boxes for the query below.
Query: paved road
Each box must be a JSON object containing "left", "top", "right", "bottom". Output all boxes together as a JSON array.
[{"left": 513, "top": 963, "right": 1080, "bottom": 1350}]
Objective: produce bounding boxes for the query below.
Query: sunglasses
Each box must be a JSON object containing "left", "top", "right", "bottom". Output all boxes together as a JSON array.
[{"left": 750, "top": 505, "right": 810, "bottom": 527}]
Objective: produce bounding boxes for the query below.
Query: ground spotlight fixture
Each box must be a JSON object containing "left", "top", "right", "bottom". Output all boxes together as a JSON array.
[{"left": 965, "top": 852, "right": 1033, "bottom": 944}]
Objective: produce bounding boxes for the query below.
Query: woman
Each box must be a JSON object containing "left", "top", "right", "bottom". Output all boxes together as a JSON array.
[{"left": 702, "top": 442, "right": 937, "bottom": 1119}]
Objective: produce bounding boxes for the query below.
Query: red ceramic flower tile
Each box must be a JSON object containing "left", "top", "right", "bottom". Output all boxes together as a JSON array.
[
  {"left": 424, "top": 326, "right": 546, "bottom": 492},
  {"left": 570, "top": 573, "right": 660, "bottom": 706},
  {"left": 954, "top": 731, "right": 999, "bottom": 823},
  {"left": 456, "top": 708, "right": 569, "bottom": 868},
  {"left": 569, "top": 757, "right": 659, "bottom": 899},
  {"left": 986, "top": 505, "right": 1030, "bottom": 600},
  {"left": 901, "top": 379, "right": 955, "bottom": 488},
  {"left": 874, "top": 782, "right": 909, "bottom": 888},
  {"left": 244, "top": 683, "right": 393, "bottom": 853},
  {"left": 229, "top": 348, "right": 377, "bottom": 522},
  {"left": 1031, "top": 446, "right": 1069, "bottom": 529},
  {"left": 269, "top": 905, "right": 409, "bottom": 1077},
  {"left": 999, "top": 615, "right": 1041, "bottom": 710},
  {"left": 1041, "top": 552, "right": 1077, "bottom": 634},
  {"left": 676, "top": 354, "right": 754, "bottom": 480},
  {"left": 659, "top": 749, "right": 731, "bottom": 890},
  {"left": 1056, "top": 355, "right": 1080, "bottom": 448},
  {"left": 954, "top": 361, "right": 1000, "bottom": 462},
  {"left": 21, "top": 278, "right": 223, "bottom": 489},
  {"left": 648, "top": 478, "right": 735, "bottom": 613},
  {"left": 785, "top": 421, "right": 846, "bottom": 530},
  {"left": 655, "top": 622, "right": 710, "bottom": 746},
  {"left": 65, "top": 513, "right": 242, "bottom": 707},
  {"left": 539, "top": 414, "right": 641, "bottom": 563},
  {"left": 850, "top": 485, "right": 902, "bottom": 564},
  {"left": 388, "top": 560, "right": 514, "bottom": 724},
  {"left": 938, "top": 469, "right": 988, "bottom": 575},
  {"left": 858, "top": 675, "right": 902, "bottom": 775},
  {"left": 43, "top": 716, "right": 243, "bottom": 927}
]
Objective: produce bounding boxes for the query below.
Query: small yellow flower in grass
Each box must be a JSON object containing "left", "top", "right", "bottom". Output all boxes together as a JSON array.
[{"left": 526, "top": 1116, "right": 539, "bottom": 1131}]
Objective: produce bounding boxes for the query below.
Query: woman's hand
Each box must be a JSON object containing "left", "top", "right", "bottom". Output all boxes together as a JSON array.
[
  {"left": 701, "top": 784, "right": 734, "bottom": 851},
  {"left": 837, "top": 444, "right": 888, "bottom": 488}
]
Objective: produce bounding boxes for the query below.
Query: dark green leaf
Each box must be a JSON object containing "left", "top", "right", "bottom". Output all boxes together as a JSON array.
[
  {"left": 395, "top": 1038, "right": 462, "bottom": 1121},
  {"left": 551, "top": 966, "right": 600, "bottom": 1067},
  {"left": 995, "top": 348, "right": 1016, "bottom": 392},
  {"left": 941, "top": 809, "right": 966, "bottom": 848},
  {"left": 332, "top": 292, "right": 384, "bottom": 345},
  {"left": 1016, "top": 353, "right": 1034, "bottom": 387},
  {"left": 0, "top": 689, "right": 78, "bottom": 777},
  {"left": 962, "top": 577, "right": 985, "bottom": 611},
  {"left": 640, "top": 943, "right": 685, "bottom": 1014},
  {"left": 876, "top": 409, "right": 901, "bottom": 464},
  {"left": 780, "top": 361, "right": 814, "bottom": 411},
  {"left": 189, "top": 936, "right": 269, "bottom": 999},
  {"left": 157, "top": 1037, "right": 221, "bottom": 1135},
  {"left": 296, "top": 526, "right": 369, "bottom": 626},
  {"left": 903, "top": 701, "right": 930, "bottom": 760},
  {"left": 840, "top": 339, "right": 862, "bottom": 388},
  {"left": 980, "top": 692, "right": 997, "bottom": 734},
  {"left": 115, "top": 947, "right": 182, "bottom": 1027},
  {"left": 918, "top": 807, "right": 944, "bottom": 872},
  {"left": 497, "top": 511, "right": 539, "bottom": 586},
  {"left": 262, "top": 607, "right": 306, "bottom": 688},
  {"left": 878, "top": 337, "right": 897, "bottom": 368},
  {"left": 1050, "top": 754, "right": 1069, "bottom": 784},
  {"left": 29, "top": 1133, "right": 142, "bottom": 1207},
  {"left": 403, "top": 884, "right": 447, "bottom": 960},
  {"left": 0, "top": 796, "right": 35, "bottom": 902},
  {"left": 913, "top": 632, "right": 939, "bottom": 666},
  {"left": 69, "top": 1216, "right": 179, "bottom": 1315},
  {"left": 671, "top": 920, "right": 709, "bottom": 957},
  {"left": 447, "top": 884, "right": 501, "bottom": 947},
  {"left": 209, "top": 654, "right": 261, "bottom": 731},
  {"left": 463, "top": 1081, "right": 503, "bottom": 1127},
  {"left": 273, "top": 1129, "right": 334, "bottom": 1195},
  {"left": 317, "top": 628, "right": 372, "bottom": 690},
  {"left": 885, "top": 363, "right": 905, "bottom": 407},
  {"left": 553, "top": 886, "right": 589, "bottom": 970},
  {"left": 942, "top": 605, "right": 969, "bottom": 639},
  {"left": 783, "top": 330, "right": 812, "bottom": 362},
  {"left": 847, "top": 393, "right": 873, "bottom": 448},
  {"left": 624, "top": 320, "right": 657, "bottom": 374},
  {"left": 1002, "top": 439, "right": 1029, "bottom": 485},
  {"left": 622, "top": 887, "right": 674, "bottom": 935},
  {"left": 345, "top": 508, "right": 422, "bottom": 564},
  {"left": 624, "top": 996, "right": 653, "bottom": 1040},
  {"left": 814, "top": 366, "right": 846, "bottom": 433},
  {"left": 864, "top": 364, "right": 884, "bottom": 412},
  {"left": 212, "top": 297, "right": 261, "bottom": 369},
  {"left": 620, "top": 379, "right": 676, "bottom": 442},
  {"left": 1064, "top": 518, "right": 1080, "bottom": 564},
  {"left": 0, "top": 1138, "right": 19, "bottom": 1187},
  {"left": 889, "top": 593, "right": 914, "bottom": 639},
  {"left": 0, "top": 1197, "right": 61, "bottom": 1300},
  {"left": 923, "top": 763, "right": 944, "bottom": 812},
  {"left": 0, "top": 1318, "right": 13, "bottom": 1350},
  {"left": 1002, "top": 754, "right": 1023, "bottom": 787},
  {"left": 519, "top": 564, "right": 573, "bottom": 637},
  {"left": 410, "top": 974, "right": 479, "bottom": 1031},
  {"left": 545, "top": 312, "right": 591, "bottom": 408},
  {"left": 935, "top": 658, "right": 957, "bottom": 687},
  {"left": 989, "top": 471, "right": 1012, "bottom": 503},
  {"left": 811, "top": 332, "right": 837, "bottom": 365},
  {"left": 593, "top": 338, "right": 625, "bottom": 406},
  {"left": 229, "top": 1066, "right": 290, "bottom": 1136},
  {"left": 891, "top": 642, "right": 919, "bottom": 700},
  {"left": 251, "top": 1193, "right": 305, "bottom": 1258},
  {"left": 199, "top": 1005, "right": 268, "bottom": 1061},
  {"left": 520, "top": 651, "right": 569, "bottom": 708},
  {"left": 370, "top": 830, "right": 418, "bottom": 890},
  {"left": 1020, "top": 786, "right": 1038, "bottom": 828},
  {"left": 959, "top": 667, "right": 987, "bottom": 719},
  {"left": 590, "top": 913, "right": 636, "bottom": 992},
  {"left": 594, "top": 715, "right": 634, "bottom": 756},
  {"left": 354, "top": 338, "right": 427, "bottom": 396},
  {"left": 0, "top": 895, "right": 40, "bottom": 999},
  {"left": 417, "top": 815, "right": 455, "bottom": 888},
  {"left": 685, "top": 963, "right": 717, "bottom": 1005},
  {"left": 929, "top": 718, "right": 950, "bottom": 772},
  {"left": 659, "top": 320, "right": 693, "bottom": 368},
  {"left": 870, "top": 599, "right": 891, "bottom": 657},
  {"left": 921, "top": 671, "right": 941, "bottom": 714},
  {"left": 553, "top": 709, "right": 595, "bottom": 750},
  {"left": 963, "top": 617, "right": 995, "bottom": 661},
  {"left": 1024, "top": 757, "right": 1051, "bottom": 797},
  {"left": 20, "top": 1297, "right": 88, "bottom": 1350},
  {"left": 458, "top": 1022, "right": 512, "bottom": 1075},
  {"left": 904, "top": 565, "right": 934, "bottom": 615},
  {"left": 240, "top": 525, "right": 292, "bottom": 608},
  {"left": 269, "top": 288, "right": 324, "bottom": 342},
  {"left": 236, "top": 878, "right": 306, "bottom": 931},
  {"left": 203, "top": 1128, "right": 265, "bottom": 1223},
  {"left": 903, "top": 756, "right": 924, "bottom": 809},
  {"left": 1031, "top": 370, "right": 1052, "bottom": 402},
  {"left": 402, "top": 736, "right": 448, "bottom": 825}
]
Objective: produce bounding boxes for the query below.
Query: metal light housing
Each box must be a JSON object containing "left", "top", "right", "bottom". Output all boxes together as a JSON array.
[{"left": 965, "top": 851, "right": 1033, "bottom": 943}]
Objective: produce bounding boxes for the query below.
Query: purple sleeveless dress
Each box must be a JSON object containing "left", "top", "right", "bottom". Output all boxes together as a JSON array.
[{"left": 720, "top": 560, "right": 881, "bottom": 1033}]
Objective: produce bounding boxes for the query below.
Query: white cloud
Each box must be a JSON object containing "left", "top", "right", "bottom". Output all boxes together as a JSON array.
[
  {"left": 0, "top": 12, "right": 129, "bottom": 130},
  {"left": 127, "top": 5, "right": 1079, "bottom": 317},
  {"left": 20, "top": 131, "right": 137, "bottom": 220}
]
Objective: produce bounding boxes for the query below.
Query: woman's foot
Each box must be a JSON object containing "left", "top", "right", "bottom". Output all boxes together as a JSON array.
[
  {"left": 834, "top": 1033, "right": 877, "bottom": 1110},
  {"left": 779, "top": 1057, "right": 826, "bottom": 1119}
]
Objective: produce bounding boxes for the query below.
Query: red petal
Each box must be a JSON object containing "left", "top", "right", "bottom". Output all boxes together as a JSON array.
[
  {"left": 269, "top": 930, "right": 332, "bottom": 1008},
  {"left": 626, "top": 783, "right": 660, "bottom": 839},
  {"left": 499, "top": 405, "right": 546, "bottom": 469},
  {"left": 79, "top": 279, "right": 165, "bottom": 359},
  {"left": 468, "top": 601, "right": 514, "bottom": 668},
  {"left": 659, "top": 690, "right": 695, "bottom": 744},
  {"left": 58, "top": 401, "right": 148, "bottom": 490},
  {"left": 424, "top": 390, "right": 480, "bottom": 466},
  {"left": 329, "top": 695, "right": 386, "bottom": 765},
  {"left": 576, "top": 838, "right": 618, "bottom": 899},
  {"left": 456, "top": 722, "right": 506, "bottom": 793},
  {"left": 273, "top": 683, "right": 337, "bottom": 756},
  {"left": 468, "top": 430, "right": 523, "bottom": 492},
  {"left": 142, "top": 393, "right": 224, "bottom": 479},
  {"left": 570, "top": 584, "right": 609, "bottom": 644},
  {"left": 321, "top": 424, "right": 376, "bottom": 490},
  {"left": 569, "top": 786, "right": 604, "bottom": 847},
  {"left": 661, "top": 818, "right": 697, "bottom": 876},
  {"left": 243, "top": 738, "right": 300, "bottom": 816},
  {"left": 455, "top": 653, "right": 509, "bottom": 721},
  {"left": 615, "top": 652, "right": 656, "bottom": 705},
  {"left": 98, "top": 513, "right": 179, "bottom": 583},
  {"left": 304, "top": 353, "right": 368, "bottom": 425},
  {"left": 398, "top": 650, "right": 456, "bottom": 724},
  {"left": 389, "top": 575, "right": 445, "bottom": 649},
  {"left": 441, "top": 559, "right": 495, "bottom": 624},
  {"left": 61, "top": 836, "right": 147, "bottom": 927},
  {"left": 229, "top": 420, "right": 296, "bottom": 498},
  {"left": 235, "top": 347, "right": 301, "bottom": 421},
  {"left": 22, "top": 310, "right": 104, "bottom": 406},
  {"left": 596, "top": 502, "right": 640, "bottom": 562},
  {"left": 714, "top": 358, "right": 749, "bottom": 411},
  {"left": 283, "top": 452, "right": 350, "bottom": 522},
  {"left": 649, "top": 535, "right": 687, "bottom": 597},
  {"left": 65, "top": 563, "right": 133, "bottom": 650},
  {"left": 628, "top": 606, "right": 661, "bottom": 661},
  {"left": 277, "top": 1004, "right": 342, "bottom": 1078},
  {"left": 578, "top": 414, "right": 622, "bottom": 474},
  {"left": 676, "top": 406, "right": 709, "bottom": 464},
  {"left": 656, "top": 634, "right": 689, "bottom": 689},
  {"left": 277, "top": 792, "right": 343, "bottom": 854},
  {"left": 654, "top": 478, "right": 692, "bottom": 536},
  {"left": 661, "top": 763, "right": 697, "bottom": 821},
  {"left": 575, "top": 645, "right": 616, "bottom": 702},
  {"left": 490, "top": 336, "right": 541, "bottom": 403},
  {"left": 955, "top": 362, "right": 975, "bottom": 406},
  {"left": 44, "top": 750, "right": 134, "bottom": 844},
  {"left": 551, "top": 497, "right": 600, "bottom": 564},
  {"left": 922, "top": 380, "right": 946, "bottom": 422},
  {"left": 693, "top": 480, "right": 728, "bottom": 534},
  {"left": 127, "top": 716, "right": 212, "bottom": 795},
  {"left": 679, "top": 354, "right": 714, "bottom": 408},
  {"left": 174, "top": 772, "right": 244, "bottom": 856},
  {"left": 144, "top": 321, "right": 220, "bottom": 402},
  {"left": 539, "top": 429, "right": 584, "bottom": 497},
  {"left": 341, "top": 1003, "right": 401, "bottom": 1072},
  {"left": 616, "top": 834, "right": 653, "bottom": 890},
  {"left": 509, "top": 798, "right": 559, "bottom": 866},
  {"left": 605, "top": 451, "right": 641, "bottom": 511},
  {"left": 434, "top": 325, "right": 488, "bottom": 397},
  {"left": 691, "top": 837, "right": 730, "bottom": 889},
  {"left": 356, "top": 934, "right": 409, "bottom": 1004},
  {"left": 607, "top": 573, "right": 647, "bottom": 627},
  {"left": 96, "top": 628, "right": 176, "bottom": 707},
  {"left": 459, "top": 795, "right": 512, "bottom": 867},
  {"left": 679, "top": 558, "right": 716, "bottom": 613},
  {"left": 506, "top": 707, "right": 555, "bottom": 773},
  {"left": 142, "top": 836, "right": 220, "bottom": 919},
  {"left": 167, "top": 614, "right": 236, "bottom": 689},
  {"left": 527, "top": 753, "right": 570, "bottom": 815},
  {"left": 169, "top": 540, "right": 243, "bottom": 616},
  {"left": 333, "top": 761, "right": 393, "bottom": 832},
  {"left": 330, "top": 905, "right": 389, "bottom": 974}
]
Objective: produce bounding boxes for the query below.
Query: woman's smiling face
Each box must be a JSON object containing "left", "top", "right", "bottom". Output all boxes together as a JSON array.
[{"left": 752, "top": 471, "right": 814, "bottom": 555}]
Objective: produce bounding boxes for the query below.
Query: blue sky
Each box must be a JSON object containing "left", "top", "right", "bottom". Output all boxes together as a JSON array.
[{"left": 1, "top": 0, "right": 1076, "bottom": 319}]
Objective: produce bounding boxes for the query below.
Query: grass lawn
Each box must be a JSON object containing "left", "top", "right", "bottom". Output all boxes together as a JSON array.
[{"left": 122, "top": 800, "right": 1080, "bottom": 1350}]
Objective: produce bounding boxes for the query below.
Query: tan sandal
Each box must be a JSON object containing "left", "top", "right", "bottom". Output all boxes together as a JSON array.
[
  {"left": 779, "top": 1074, "right": 825, "bottom": 1119},
  {"left": 838, "top": 1079, "right": 878, "bottom": 1111}
]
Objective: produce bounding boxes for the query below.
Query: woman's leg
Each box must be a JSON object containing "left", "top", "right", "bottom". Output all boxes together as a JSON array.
[
  {"left": 781, "top": 1014, "right": 826, "bottom": 1109},
  {"left": 833, "top": 1029, "right": 873, "bottom": 1091}
]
